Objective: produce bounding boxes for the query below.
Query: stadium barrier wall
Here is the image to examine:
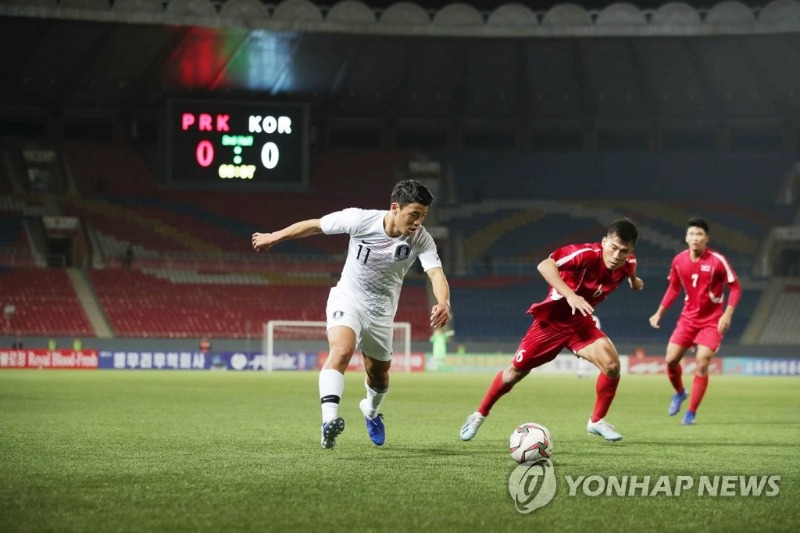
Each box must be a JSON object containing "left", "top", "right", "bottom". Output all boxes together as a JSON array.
[
  {"left": 425, "top": 353, "right": 800, "bottom": 376},
  {"left": 427, "top": 353, "right": 584, "bottom": 373},
  {"left": 626, "top": 355, "right": 800, "bottom": 376},
  {"left": 3, "top": 350, "right": 798, "bottom": 376},
  {"left": 723, "top": 357, "right": 800, "bottom": 376},
  {"left": 0, "top": 349, "right": 99, "bottom": 369},
  {"left": 318, "top": 351, "right": 426, "bottom": 373},
  {"left": 97, "top": 351, "right": 319, "bottom": 371},
  {"left": 0, "top": 349, "right": 422, "bottom": 372},
  {"left": 627, "top": 356, "right": 723, "bottom": 375}
]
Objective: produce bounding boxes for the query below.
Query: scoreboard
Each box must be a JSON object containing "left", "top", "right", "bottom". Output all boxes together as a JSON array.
[{"left": 164, "top": 100, "right": 308, "bottom": 190}]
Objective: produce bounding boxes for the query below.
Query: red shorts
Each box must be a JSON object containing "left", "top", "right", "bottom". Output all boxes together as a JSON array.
[
  {"left": 669, "top": 317, "right": 723, "bottom": 352},
  {"left": 512, "top": 319, "right": 606, "bottom": 372}
]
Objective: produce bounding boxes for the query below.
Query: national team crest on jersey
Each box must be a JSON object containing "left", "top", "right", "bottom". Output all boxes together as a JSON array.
[{"left": 394, "top": 245, "right": 411, "bottom": 260}]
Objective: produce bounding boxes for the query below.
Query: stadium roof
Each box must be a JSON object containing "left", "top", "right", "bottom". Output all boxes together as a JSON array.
[{"left": 0, "top": 1, "right": 798, "bottom": 138}]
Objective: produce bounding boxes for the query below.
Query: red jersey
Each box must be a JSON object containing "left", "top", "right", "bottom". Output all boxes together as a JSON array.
[
  {"left": 527, "top": 242, "right": 637, "bottom": 329},
  {"left": 659, "top": 248, "right": 741, "bottom": 326}
]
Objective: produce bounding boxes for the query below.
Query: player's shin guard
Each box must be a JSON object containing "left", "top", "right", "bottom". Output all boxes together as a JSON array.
[
  {"left": 688, "top": 375, "right": 709, "bottom": 413},
  {"left": 667, "top": 364, "right": 684, "bottom": 394},
  {"left": 477, "top": 370, "right": 515, "bottom": 416},
  {"left": 319, "top": 369, "right": 345, "bottom": 422},
  {"left": 591, "top": 373, "right": 620, "bottom": 423}
]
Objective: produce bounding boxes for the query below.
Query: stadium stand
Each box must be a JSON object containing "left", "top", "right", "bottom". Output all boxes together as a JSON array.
[
  {"left": 86, "top": 267, "right": 431, "bottom": 341},
  {"left": 0, "top": 214, "right": 26, "bottom": 248},
  {"left": 0, "top": 267, "right": 93, "bottom": 336},
  {"left": 57, "top": 143, "right": 406, "bottom": 260},
  {"left": 427, "top": 149, "right": 795, "bottom": 343},
  {"left": 88, "top": 268, "right": 322, "bottom": 339},
  {"left": 757, "top": 281, "right": 800, "bottom": 344},
  {"left": 0, "top": 187, "right": 37, "bottom": 267},
  {"left": 2, "top": 138, "right": 791, "bottom": 344},
  {"left": 1, "top": 2, "right": 797, "bottom": 347}
]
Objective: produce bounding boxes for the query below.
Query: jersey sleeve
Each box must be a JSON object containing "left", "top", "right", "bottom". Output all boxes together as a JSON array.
[
  {"left": 417, "top": 230, "right": 442, "bottom": 272},
  {"left": 713, "top": 252, "right": 742, "bottom": 308},
  {"left": 320, "top": 208, "right": 363, "bottom": 235},
  {"left": 551, "top": 243, "right": 595, "bottom": 271},
  {"left": 726, "top": 277, "right": 742, "bottom": 308},
  {"left": 625, "top": 254, "right": 637, "bottom": 277}
]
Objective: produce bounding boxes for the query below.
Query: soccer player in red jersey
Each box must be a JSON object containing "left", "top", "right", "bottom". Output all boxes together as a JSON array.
[
  {"left": 460, "top": 219, "right": 644, "bottom": 442},
  {"left": 648, "top": 218, "right": 741, "bottom": 425}
]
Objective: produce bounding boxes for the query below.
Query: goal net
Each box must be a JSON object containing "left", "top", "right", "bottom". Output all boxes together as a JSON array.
[{"left": 263, "top": 320, "right": 412, "bottom": 372}]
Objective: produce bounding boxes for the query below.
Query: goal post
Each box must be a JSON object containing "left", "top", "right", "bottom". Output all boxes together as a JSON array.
[{"left": 263, "top": 320, "right": 412, "bottom": 372}]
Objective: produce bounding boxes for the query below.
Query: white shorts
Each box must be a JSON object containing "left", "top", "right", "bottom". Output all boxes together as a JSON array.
[{"left": 326, "top": 287, "right": 394, "bottom": 361}]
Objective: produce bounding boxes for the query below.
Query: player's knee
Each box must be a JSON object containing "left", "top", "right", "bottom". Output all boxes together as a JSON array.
[
  {"left": 601, "top": 359, "right": 620, "bottom": 378},
  {"left": 323, "top": 355, "right": 350, "bottom": 372},
  {"left": 328, "top": 342, "right": 355, "bottom": 359}
]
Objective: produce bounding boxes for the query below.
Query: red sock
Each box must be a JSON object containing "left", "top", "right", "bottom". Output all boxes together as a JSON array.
[
  {"left": 688, "top": 375, "right": 709, "bottom": 413},
  {"left": 667, "top": 364, "right": 684, "bottom": 393},
  {"left": 591, "top": 373, "right": 620, "bottom": 422},
  {"left": 477, "top": 371, "right": 515, "bottom": 416}
]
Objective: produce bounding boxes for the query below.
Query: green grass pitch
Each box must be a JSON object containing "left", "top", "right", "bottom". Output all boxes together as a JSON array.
[{"left": 1, "top": 371, "right": 798, "bottom": 532}]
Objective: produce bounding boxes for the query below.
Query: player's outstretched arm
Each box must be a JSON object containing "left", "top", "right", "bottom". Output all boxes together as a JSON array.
[
  {"left": 723, "top": 276, "right": 742, "bottom": 331},
  {"left": 537, "top": 258, "right": 593, "bottom": 316},
  {"left": 650, "top": 268, "right": 681, "bottom": 328},
  {"left": 252, "top": 219, "right": 323, "bottom": 252},
  {"left": 426, "top": 267, "right": 451, "bottom": 328}
]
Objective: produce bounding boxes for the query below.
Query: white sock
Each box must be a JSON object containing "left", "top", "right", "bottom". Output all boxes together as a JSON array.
[
  {"left": 363, "top": 378, "right": 388, "bottom": 419},
  {"left": 319, "top": 369, "right": 345, "bottom": 423}
]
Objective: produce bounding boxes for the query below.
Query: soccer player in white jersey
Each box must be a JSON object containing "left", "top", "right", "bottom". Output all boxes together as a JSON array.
[
  {"left": 649, "top": 218, "right": 740, "bottom": 425},
  {"left": 252, "top": 180, "right": 451, "bottom": 449}
]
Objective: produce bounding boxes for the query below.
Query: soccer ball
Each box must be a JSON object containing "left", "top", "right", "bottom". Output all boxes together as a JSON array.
[{"left": 509, "top": 422, "right": 553, "bottom": 464}]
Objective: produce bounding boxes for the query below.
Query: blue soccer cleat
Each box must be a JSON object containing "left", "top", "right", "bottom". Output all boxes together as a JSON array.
[
  {"left": 668, "top": 390, "right": 688, "bottom": 416},
  {"left": 360, "top": 399, "right": 385, "bottom": 446},
  {"left": 682, "top": 411, "right": 696, "bottom": 425},
  {"left": 320, "top": 417, "right": 345, "bottom": 449}
]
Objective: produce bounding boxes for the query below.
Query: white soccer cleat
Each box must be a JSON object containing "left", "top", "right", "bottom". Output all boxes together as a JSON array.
[
  {"left": 586, "top": 417, "right": 623, "bottom": 442},
  {"left": 460, "top": 412, "right": 485, "bottom": 441}
]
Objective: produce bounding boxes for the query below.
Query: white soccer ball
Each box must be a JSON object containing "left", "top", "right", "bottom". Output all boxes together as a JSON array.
[{"left": 509, "top": 422, "right": 553, "bottom": 464}]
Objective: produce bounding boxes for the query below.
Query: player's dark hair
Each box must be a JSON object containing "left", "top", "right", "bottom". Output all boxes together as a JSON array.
[
  {"left": 687, "top": 217, "right": 709, "bottom": 233},
  {"left": 607, "top": 218, "right": 638, "bottom": 245},
  {"left": 391, "top": 179, "right": 433, "bottom": 207}
]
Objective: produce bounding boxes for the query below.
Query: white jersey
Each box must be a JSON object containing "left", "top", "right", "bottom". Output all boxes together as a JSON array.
[{"left": 320, "top": 208, "right": 441, "bottom": 320}]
